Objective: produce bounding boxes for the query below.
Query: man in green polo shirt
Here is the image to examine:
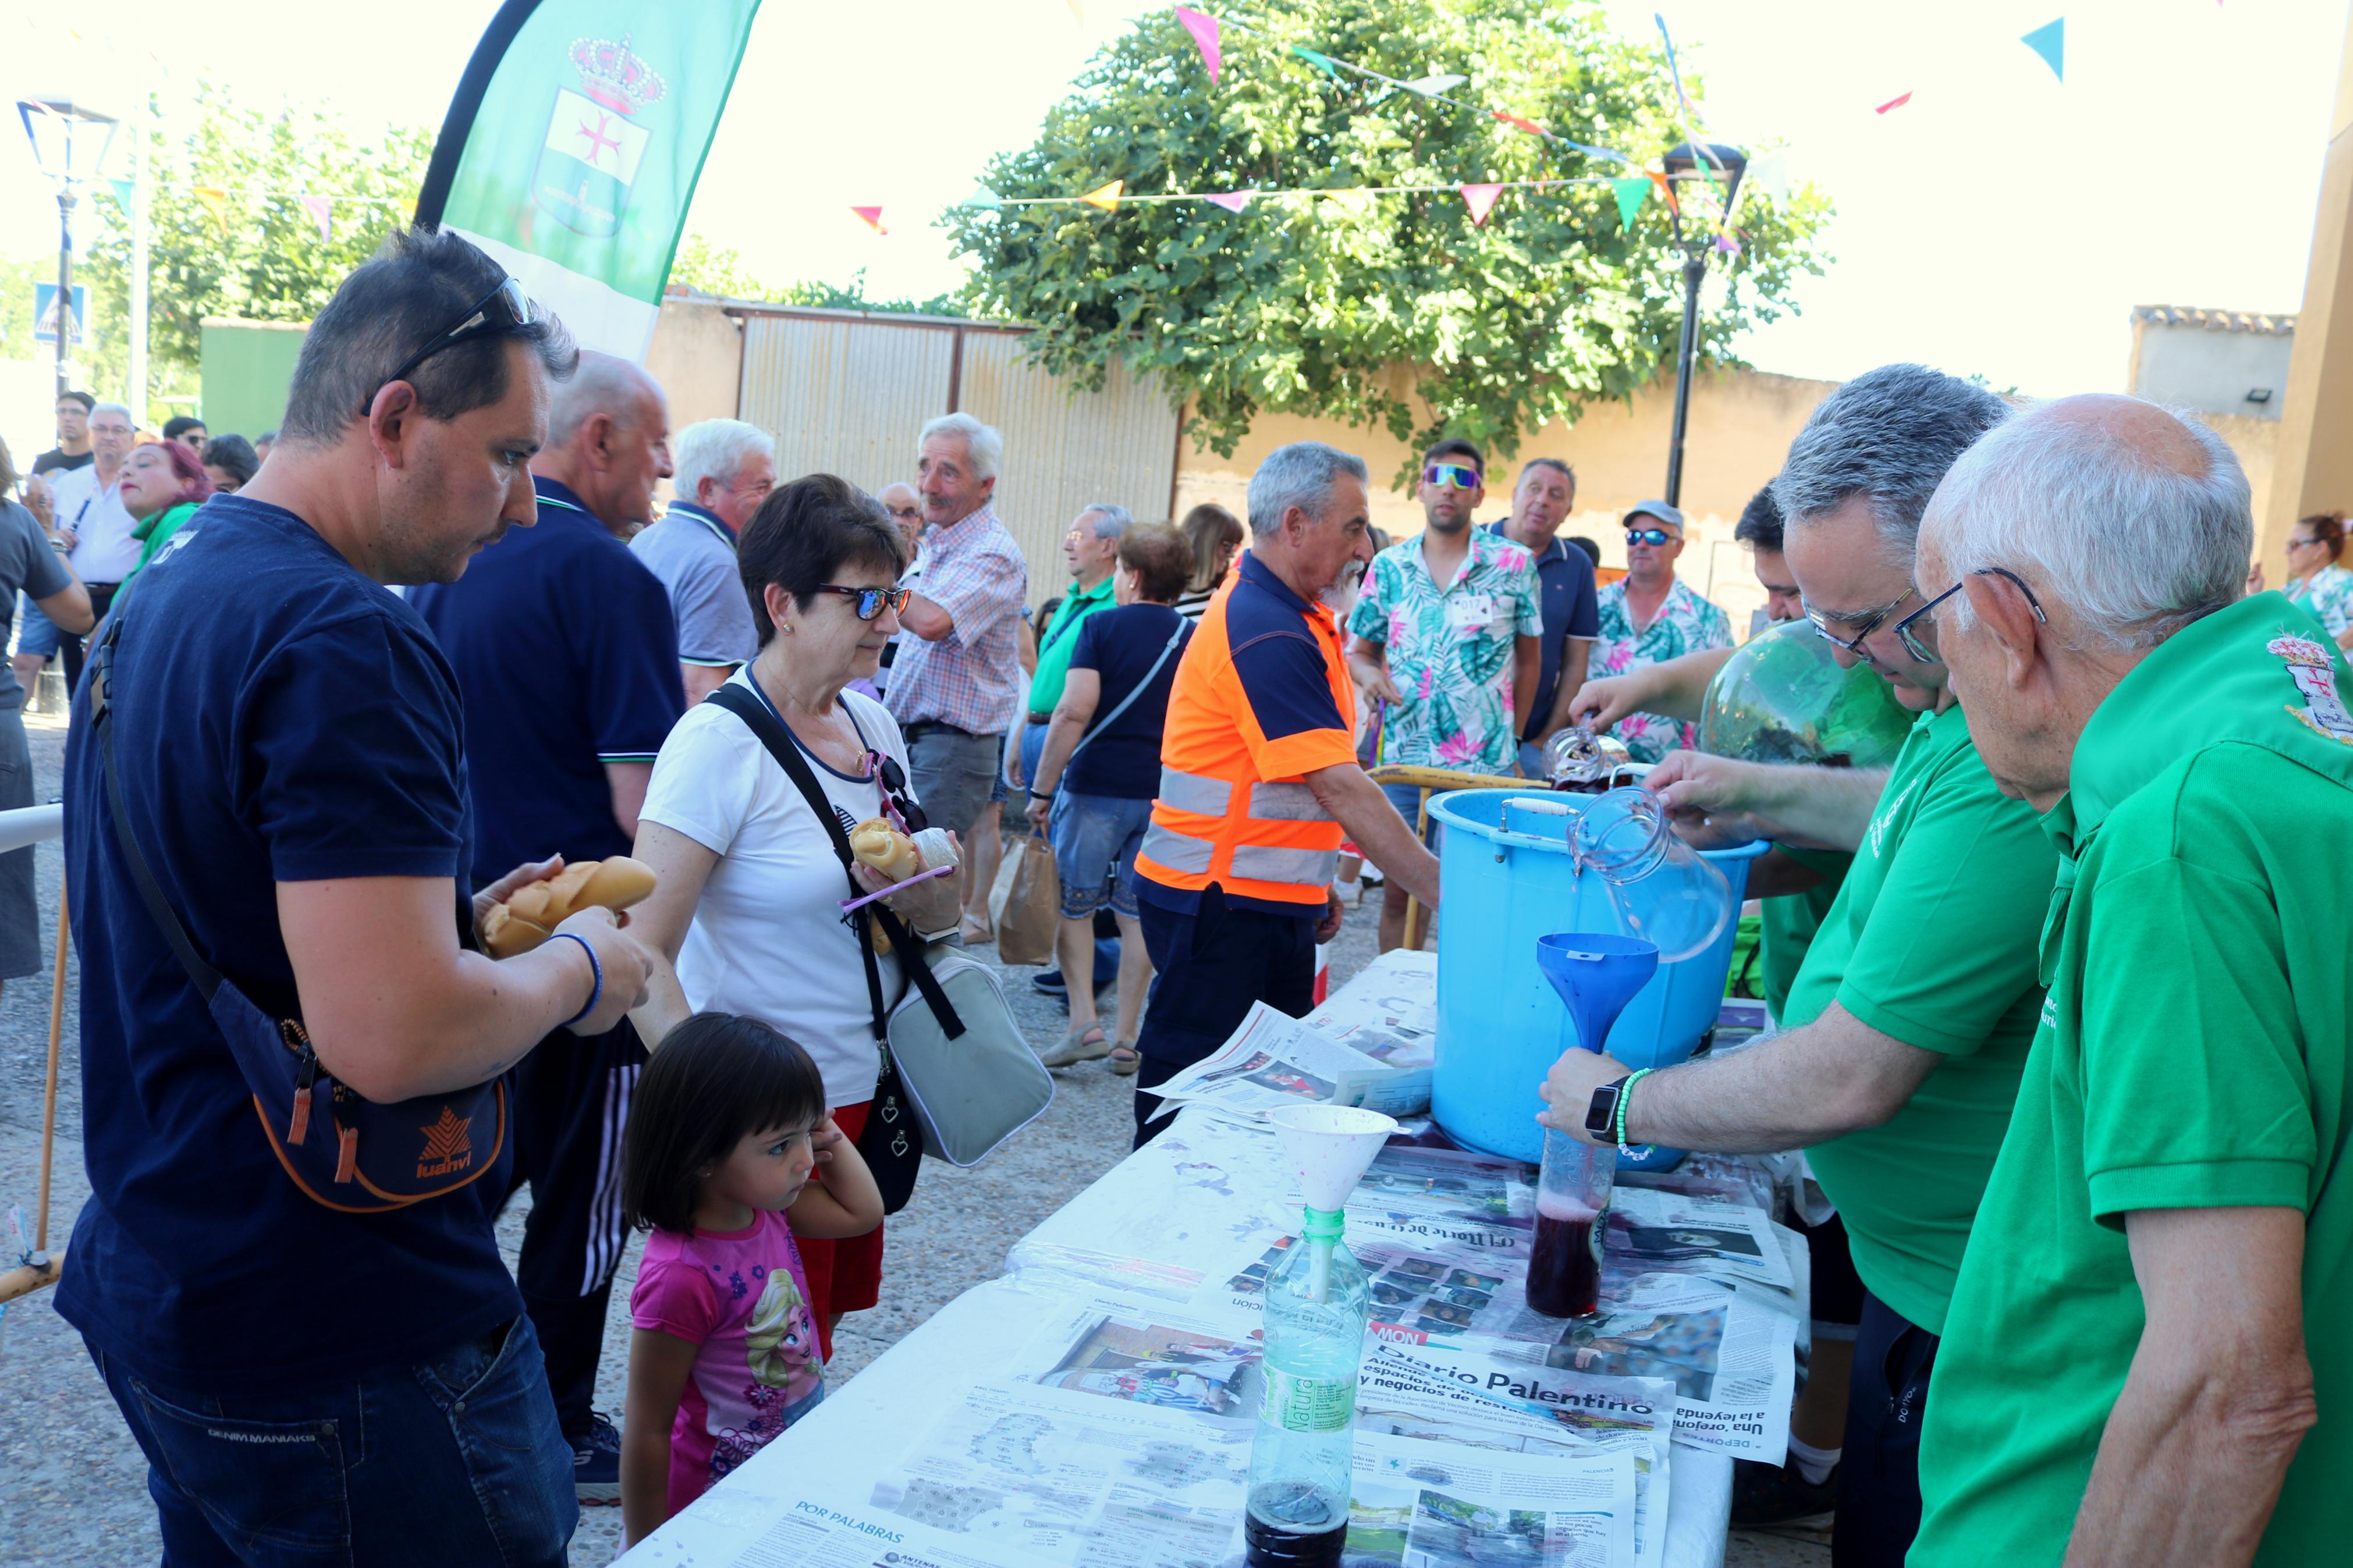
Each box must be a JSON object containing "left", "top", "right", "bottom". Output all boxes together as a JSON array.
[
  {"left": 1907, "top": 396, "right": 2341, "bottom": 1567},
  {"left": 1540, "top": 364, "right": 2052, "bottom": 1566},
  {"left": 1013, "top": 502, "right": 1131, "bottom": 792}
]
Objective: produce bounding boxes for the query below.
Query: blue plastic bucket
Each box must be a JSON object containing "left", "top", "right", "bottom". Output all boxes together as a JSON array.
[{"left": 1423, "top": 788, "right": 1765, "bottom": 1165}]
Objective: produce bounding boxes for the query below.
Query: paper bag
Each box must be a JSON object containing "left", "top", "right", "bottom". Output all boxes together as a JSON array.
[{"left": 989, "top": 831, "right": 1060, "bottom": 966}]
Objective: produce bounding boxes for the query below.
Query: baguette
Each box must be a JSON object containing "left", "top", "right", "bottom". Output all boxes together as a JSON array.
[
  {"left": 849, "top": 818, "right": 920, "bottom": 883},
  {"left": 483, "top": 856, "right": 658, "bottom": 959}
]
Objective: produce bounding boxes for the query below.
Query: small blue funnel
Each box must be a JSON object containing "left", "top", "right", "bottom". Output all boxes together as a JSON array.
[{"left": 1536, "top": 933, "right": 1660, "bottom": 1057}]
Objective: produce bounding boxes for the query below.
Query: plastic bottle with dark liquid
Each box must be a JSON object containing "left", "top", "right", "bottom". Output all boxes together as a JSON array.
[
  {"left": 1527, "top": 1128, "right": 1614, "bottom": 1319},
  {"left": 1244, "top": 1493, "right": 1348, "bottom": 1566}
]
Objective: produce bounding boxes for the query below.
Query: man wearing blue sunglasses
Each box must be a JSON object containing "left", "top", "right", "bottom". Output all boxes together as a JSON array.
[{"left": 1585, "top": 499, "right": 1732, "bottom": 763}]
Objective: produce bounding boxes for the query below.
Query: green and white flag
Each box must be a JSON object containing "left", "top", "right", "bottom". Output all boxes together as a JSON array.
[{"left": 417, "top": 0, "right": 761, "bottom": 358}]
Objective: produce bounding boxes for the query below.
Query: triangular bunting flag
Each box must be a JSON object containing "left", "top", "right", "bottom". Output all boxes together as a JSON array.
[
  {"left": 108, "top": 178, "right": 134, "bottom": 209},
  {"left": 1203, "top": 190, "right": 1254, "bottom": 213},
  {"left": 1174, "top": 7, "right": 1220, "bottom": 81},
  {"left": 1491, "top": 109, "right": 1549, "bottom": 138},
  {"left": 1404, "top": 73, "right": 1467, "bottom": 98},
  {"left": 1459, "top": 183, "right": 1504, "bottom": 226},
  {"left": 1646, "top": 169, "right": 1677, "bottom": 215},
  {"left": 194, "top": 186, "right": 228, "bottom": 223},
  {"left": 1080, "top": 180, "right": 1124, "bottom": 212},
  {"left": 964, "top": 186, "right": 1004, "bottom": 210},
  {"left": 851, "top": 205, "right": 888, "bottom": 234},
  {"left": 1712, "top": 233, "right": 1741, "bottom": 255},
  {"left": 1874, "top": 91, "right": 1912, "bottom": 115},
  {"left": 1611, "top": 176, "right": 1649, "bottom": 230},
  {"left": 300, "top": 193, "right": 332, "bottom": 242},
  {"left": 2020, "top": 19, "right": 2064, "bottom": 81},
  {"left": 1747, "top": 150, "right": 1789, "bottom": 207},
  {"left": 1292, "top": 46, "right": 1340, "bottom": 77}
]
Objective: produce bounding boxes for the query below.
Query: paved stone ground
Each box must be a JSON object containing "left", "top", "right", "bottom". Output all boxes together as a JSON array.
[{"left": 0, "top": 712, "right": 1824, "bottom": 1566}]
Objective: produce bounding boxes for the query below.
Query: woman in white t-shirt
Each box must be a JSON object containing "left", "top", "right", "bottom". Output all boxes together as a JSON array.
[{"left": 628, "top": 475, "right": 961, "bottom": 1359}]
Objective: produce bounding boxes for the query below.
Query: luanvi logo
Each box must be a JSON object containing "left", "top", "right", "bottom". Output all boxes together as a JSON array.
[{"left": 417, "top": 1106, "right": 475, "bottom": 1179}]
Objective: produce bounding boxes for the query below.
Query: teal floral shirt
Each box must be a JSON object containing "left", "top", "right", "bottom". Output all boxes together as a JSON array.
[
  {"left": 2288, "top": 562, "right": 2353, "bottom": 639},
  {"left": 1348, "top": 529, "right": 1542, "bottom": 773},
  {"left": 1589, "top": 575, "right": 1734, "bottom": 763}
]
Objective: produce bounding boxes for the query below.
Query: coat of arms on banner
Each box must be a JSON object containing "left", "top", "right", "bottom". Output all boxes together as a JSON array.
[
  {"left": 2268, "top": 634, "right": 2353, "bottom": 744},
  {"left": 534, "top": 34, "right": 665, "bottom": 239}
]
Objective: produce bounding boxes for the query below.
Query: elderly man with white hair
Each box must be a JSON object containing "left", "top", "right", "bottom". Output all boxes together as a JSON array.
[
  {"left": 634, "top": 418, "right": 775, "bottom": 701},
  {"left": 1904, "top": 395, "right": 2345, "bottom": 1568},
  {"left": 889, "top": 411, "right": 1029, "bottom": 941}
]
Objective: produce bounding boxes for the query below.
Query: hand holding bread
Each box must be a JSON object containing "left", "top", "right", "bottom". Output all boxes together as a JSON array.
[{"left": 482, "top": 856, "right": 659, "bottom": 959}]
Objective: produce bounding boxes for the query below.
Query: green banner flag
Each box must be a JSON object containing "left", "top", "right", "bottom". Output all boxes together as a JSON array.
[
  {"left": 418, "top": 0, "right": 762, "bottom": 358},
  {"left": 1612, "top": 176, "right": 1649, "bottom": 231}
]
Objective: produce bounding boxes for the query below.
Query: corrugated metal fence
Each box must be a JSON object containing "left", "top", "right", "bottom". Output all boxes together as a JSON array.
[{"left": 733, "top": 307, "right": 1181, "bottom": 597}]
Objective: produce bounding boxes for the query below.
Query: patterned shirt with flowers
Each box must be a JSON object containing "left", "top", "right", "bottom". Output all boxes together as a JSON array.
[
  {"left": 1348, "top": 528, "right": 1542, "bottom": 774},
  {"left": 1588, "top": 575, "right": 1734, "bottom": 763},
  {"left": 2288, "top": 561, "right": 2353, "bottom": 639}
]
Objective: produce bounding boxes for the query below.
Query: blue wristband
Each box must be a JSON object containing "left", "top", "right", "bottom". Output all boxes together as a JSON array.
[{"left": 549, "top": 931, "right": 602, "bottom": 1028}]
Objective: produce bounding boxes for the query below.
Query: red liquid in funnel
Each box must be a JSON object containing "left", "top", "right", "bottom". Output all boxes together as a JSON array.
[{"left": 1527, "top": 1193, "right": 1604, "bottom": 1319}]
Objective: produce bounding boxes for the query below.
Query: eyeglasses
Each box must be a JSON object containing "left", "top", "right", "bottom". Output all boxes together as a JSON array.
[
  {"left": 1804, "top": 586, "right": 1916, "bottom": 655},
  {"left": 368, "top": 277, "right": 544, "bottom": 415},
  {"left": 1625, "top": 527, "right": 1679, "bottom": 547},
  {"left": 1889, "top": 567, "right": 2047, "bottom": 663},
  {"left": 883, "top": 505, "right": 923, "bottom": 522},
  {"left": 1423, "top": 463, "right": 1481, "bottom": 490},
  {"left": 815, "top": 584, "right": 914, "bottom": 620},
  {"left": 2289, "top": 535, "right": 2325, "bottom": 550}
]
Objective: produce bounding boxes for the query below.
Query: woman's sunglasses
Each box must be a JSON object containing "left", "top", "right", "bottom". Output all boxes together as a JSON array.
[
  {"left": 815, "top": 584, "right": 914, "bottom": 620},
  {"left": 1625, "top": 527, "right": 1678, "bottom": 547},
  {"left": 1424, "top": 463, "right": 1482, "bottom": 490}
]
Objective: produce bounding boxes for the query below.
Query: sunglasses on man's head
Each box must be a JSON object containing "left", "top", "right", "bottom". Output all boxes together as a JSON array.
[
  {"left": 1424, "top": 463, "right": 1481, "bottom": 490},
  {"left": 368, "top": 276, "right": 545, "bottom": 415},
  {"left": 1625, "top": 527, "right": 1678, "bottom": 547},
  {"left": 816, "top": 584, "right": 914, "bottom": 620}
]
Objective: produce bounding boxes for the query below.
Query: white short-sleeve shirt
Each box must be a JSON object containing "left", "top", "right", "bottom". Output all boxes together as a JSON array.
[{"left": 639, "top": 669, "right": 913, "bottom": 1107}]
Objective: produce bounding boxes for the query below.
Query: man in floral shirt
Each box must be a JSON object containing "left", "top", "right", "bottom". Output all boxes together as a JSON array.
[
  {"left": 1347, "top": 439, "right": 1541, "bottom": 950},
  {"left": 1589, "top": 500, "right": 1733, "bottom": 762}
]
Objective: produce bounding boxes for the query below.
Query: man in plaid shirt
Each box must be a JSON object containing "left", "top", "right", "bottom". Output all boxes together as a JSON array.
[{"left": 889, "top": 413, "right": 1029, "bottom": 930}]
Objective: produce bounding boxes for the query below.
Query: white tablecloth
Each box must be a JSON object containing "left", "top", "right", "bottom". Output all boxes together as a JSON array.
[{"left": 621, "top": 980, "right": 1739, "bottom": 1568}]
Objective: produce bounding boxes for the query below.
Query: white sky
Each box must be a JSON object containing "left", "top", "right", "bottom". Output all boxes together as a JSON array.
[{"left": 5, "top": 0, "right": 2347, "bottom": 397}]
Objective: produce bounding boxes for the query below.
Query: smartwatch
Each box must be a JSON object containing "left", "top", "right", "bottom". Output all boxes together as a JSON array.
[{"left": 1584, "top": 1075, "right": 1631, "bottom": 1137}]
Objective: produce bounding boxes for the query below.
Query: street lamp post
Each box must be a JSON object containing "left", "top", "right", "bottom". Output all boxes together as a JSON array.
[
  {"left": 15, "top": 97, "right": 119, "bottom": 399},
  {"left": 1659, "top": 141, "right": 1747, "bottom": 509}
]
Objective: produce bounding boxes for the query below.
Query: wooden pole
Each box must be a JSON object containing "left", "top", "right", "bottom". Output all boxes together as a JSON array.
[
  {"left": 37, "top": 873, "right": 66, "bottom": 1256},
  {"left": 1401, "top": 790, "right": 1430, "bottom": 951}
]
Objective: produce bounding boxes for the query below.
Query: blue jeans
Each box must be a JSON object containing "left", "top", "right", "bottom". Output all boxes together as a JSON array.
[
  {"left": 15, "top": 593, "right": 59, "bottom": 657},
  {"left": 1018, "top": 717, "right": 1050, "bottom": 790},
  {"left": 1048, "top": 788, "right": 1152, "bottom": 918},
  {"left": 90, "top": 1314, "right": 576, "bottom": 1567},
  {"left": 1379, "top": 783, "right": 1446, "bottom": 849}
]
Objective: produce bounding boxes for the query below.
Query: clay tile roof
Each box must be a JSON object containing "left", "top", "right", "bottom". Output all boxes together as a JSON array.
[{"left": 2131, "top": 304, "right": 2295, "bottom": 336}]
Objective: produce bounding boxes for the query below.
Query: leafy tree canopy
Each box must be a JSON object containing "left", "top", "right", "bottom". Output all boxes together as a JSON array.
[
  {"left": 948, "top": 0, "right": 1830, "bottom": 482},
  {"left": 670, "top": 236, "right": 973, "bottom": 318}
]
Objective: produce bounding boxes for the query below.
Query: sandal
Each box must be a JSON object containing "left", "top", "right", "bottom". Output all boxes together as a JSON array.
[
  {"left": 958, "top": 913, "right": 993, "bottom": 947},
  {"left": 1108, "top": 1042, "right": 1142, "bottom": 1076},
  {"left": 1039, "top": 1022, "right": 1110, "bottom": 1069}
]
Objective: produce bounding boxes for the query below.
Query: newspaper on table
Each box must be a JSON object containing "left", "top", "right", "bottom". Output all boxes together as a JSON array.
[
  {"left": 1304, "top": 948, "right": 1439, "bottom": 1110},
  {"left": 1145, "top": 1001, "right": 1427, "bottom": 1121},
  {"left": 1600, "top": 1183, "right": 1791, "bottom": 1293},
  {"left": 1350, "top": 1429, "right": 1637, "bottom": 1568}
]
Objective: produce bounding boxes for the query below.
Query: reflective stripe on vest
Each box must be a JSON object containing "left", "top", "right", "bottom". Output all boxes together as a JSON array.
[
  {"left": 1156, "top": 767, "right": 1232, "bottom": 817},
  {"left": 1140, "top": 822, "right": 1216, "bottom": 874},
  {"left": 1231, "top": 843, "right": 1340, "bottom": 884}
]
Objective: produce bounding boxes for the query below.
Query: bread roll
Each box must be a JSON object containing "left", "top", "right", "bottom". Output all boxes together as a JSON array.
[
  {"left": 483, "top": 856, "right": 659, "bottom": 959},
  {"left": 849, "top": 819, "right": 920, "bottom": 882}
]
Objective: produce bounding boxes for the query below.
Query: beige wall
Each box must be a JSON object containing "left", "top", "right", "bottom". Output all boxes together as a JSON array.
[
  {"left": 644, "top": 296, "right": 744, "bottom": 509},
  {"left": 2266, "top": 8, "right": 2353, "bottom": 579},
  {"left": 1173, "top": 367, "right": 1841, "bottom": 637}
]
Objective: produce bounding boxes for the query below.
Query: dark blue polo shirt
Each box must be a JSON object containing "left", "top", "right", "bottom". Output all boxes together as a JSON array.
[
  {"left": 59, "top": 493, "right": 517, "bottom": 1384},
  {"left": 1484, "top": 521, "right": 1599, "bottom": 739},
  {"left": 411, "top": 476, "right": 685, "bottom": 888},
  {"left": 1064, "top": 603, "right": 1191, "bottom": 799}
]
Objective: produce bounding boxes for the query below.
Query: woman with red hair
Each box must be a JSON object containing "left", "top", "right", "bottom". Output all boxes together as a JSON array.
[{"left": 115, "top": 437, "right": 214, "bottom": 598}]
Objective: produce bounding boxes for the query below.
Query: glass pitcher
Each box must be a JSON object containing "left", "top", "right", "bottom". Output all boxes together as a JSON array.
[{"left": 1568, "top": 787, "right": 1735, "bottom": 963}]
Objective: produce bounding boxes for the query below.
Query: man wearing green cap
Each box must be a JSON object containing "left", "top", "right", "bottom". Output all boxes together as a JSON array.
[{"left": 1907, "top": 396, "right": 2340, "bottom": 1566}]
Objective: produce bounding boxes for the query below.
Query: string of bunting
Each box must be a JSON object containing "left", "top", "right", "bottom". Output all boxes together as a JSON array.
[{"left": 98, "top": 176, "right": 412, "bottom": 241}]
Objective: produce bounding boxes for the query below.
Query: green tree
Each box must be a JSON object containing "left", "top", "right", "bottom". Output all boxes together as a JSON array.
[
  {"left": 947, "top": 0, "right": 1830, "bottom": 482},
  {"left": 79, "top": 85, "right": 433, "bottom": 423},
  {"left": 670, "top": 233, "right": 974, "bottom": 318}
]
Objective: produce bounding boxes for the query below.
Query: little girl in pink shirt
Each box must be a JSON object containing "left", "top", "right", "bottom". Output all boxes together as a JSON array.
[{"left": 619, "top": 1014, "right": 883, "bottom": 1548}]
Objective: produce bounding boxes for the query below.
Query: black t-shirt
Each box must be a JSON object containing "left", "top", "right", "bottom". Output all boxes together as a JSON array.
[
  {"left": 1063, "top": 603, "right": 1190, "bottom": 799},
  {"left": 59, "top": 493, "right": 515, "bottom": 1384},
  {"left": 30, "top": 447, "right": 93, "bottom": 479},
  {"left": 411, "top": 476, "right": 685, "bottom": 887}
]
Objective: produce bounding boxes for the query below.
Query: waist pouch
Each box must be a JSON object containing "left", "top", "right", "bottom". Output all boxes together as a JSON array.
[{"left": 89, "top": 619, "right": 506, "bottom": 1213}]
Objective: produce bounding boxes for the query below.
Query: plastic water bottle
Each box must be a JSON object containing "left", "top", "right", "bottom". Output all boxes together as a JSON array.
[{"left": 1244, "top": 1206, "right": 1369, "bottom": 1566}]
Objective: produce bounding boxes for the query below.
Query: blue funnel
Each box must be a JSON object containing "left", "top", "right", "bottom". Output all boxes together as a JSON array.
[{"left": 1536, "top": 933, "right": 1660, "bottom": 1057}]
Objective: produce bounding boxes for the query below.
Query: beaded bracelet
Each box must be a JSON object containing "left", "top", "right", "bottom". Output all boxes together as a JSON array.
[
  {"left": 549, "top": 931, "right": 603, "bottom": 1028},
  {"left": 1614, "top": 1068, "right": 1653, "bottom": 1153}
]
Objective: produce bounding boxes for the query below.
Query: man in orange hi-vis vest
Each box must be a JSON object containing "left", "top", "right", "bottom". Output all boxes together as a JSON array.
[{"left": 1131, "top": 442, "right": 1443, "bottom": 1144}]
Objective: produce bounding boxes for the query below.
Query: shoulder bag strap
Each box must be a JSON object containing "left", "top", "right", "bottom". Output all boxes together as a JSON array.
[
  {"left": 89, "top": 617, "right": 223, "bottom": 1001},
  {"left": 705, "top": 685, "right": 966, "bottom": 1041},
  {"left": 1063, "top": 617, "right": 1189, "bottom": 771}
]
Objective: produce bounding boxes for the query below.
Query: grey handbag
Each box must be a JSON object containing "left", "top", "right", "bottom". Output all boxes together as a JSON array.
[{"left": 887, "top": 951, "right": 1055, "bottom": 1166}]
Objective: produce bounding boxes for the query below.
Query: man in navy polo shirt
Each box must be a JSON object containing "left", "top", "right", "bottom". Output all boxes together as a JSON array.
[
  {"left": 633, "top": 417, "right": 773, "bottom": 703},
  {"left": 1485, "top": 457, "right": 1599, "bottom": 775},
  {"left": 412, "top": 349, "right": 684, "bottom": 1505},
  {"left": 62, "top": 228, "right": 652, "bottom": 1564}
]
